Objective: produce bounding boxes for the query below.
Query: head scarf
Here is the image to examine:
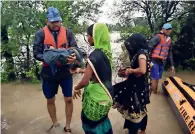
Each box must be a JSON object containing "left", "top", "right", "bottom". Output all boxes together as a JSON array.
[
  {"left": 124, "top": 33, "right": 148, "bottom": 57},
  {"left": 92, "top": 23, "right": 112, "bottom": 66}
]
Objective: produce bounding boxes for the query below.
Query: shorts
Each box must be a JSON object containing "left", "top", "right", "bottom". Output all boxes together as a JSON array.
[
  {"left": 150, "top": 61, "right": 164, "bottom": 80},
  {"left": 42, "top": 76, "right": 73, "bottom": 99}
]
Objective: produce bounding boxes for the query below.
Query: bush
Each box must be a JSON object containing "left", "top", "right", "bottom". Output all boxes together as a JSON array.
[
  {"left": 25, "top": 66, "right": 41, "bottom": 84},
  {"left": 183, "top": 58, "right": 195, "bottom": 70},
  {"left": 120, "top": 26, "right": 151, "bottom": 40},
  {"left": 1, "top": 72, "right": 9, "bottom": 83}
]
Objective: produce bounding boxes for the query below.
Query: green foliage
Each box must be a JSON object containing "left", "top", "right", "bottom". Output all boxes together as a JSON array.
[
  {"left": 171, "top": 7, "right": 195, "bottom": 70},
  {"left": 1, "top": 1, "right": 104, "bottom": 82},
  {"left": 1, "top": 72, "right": 9, "bottom": 83},
  {"left": 133, "top": 17, "right": 148, "bottom": 27},
  {"left": 107, "top": 23, "right": 123, "bottom": 32},
  {"left": 183, "top": 58, "right": 195, "bottom": 70},
  {"left": 120, "top": 26, "right": 151, "bottom": 39},
  {"left": 113, "top": 1, "right": 183, "bottom": 33},
  {"left": 170, "top": 21, "right": 181, "bottom": 43},
  {"left": 25, "top": 67, "right": 40, "bottom": 84},
  {"left": 114, "top": 1, "right": 195, "bottom": 70},
  {"left": 43, "top": 1, "right": 104, "bottom": 33}
]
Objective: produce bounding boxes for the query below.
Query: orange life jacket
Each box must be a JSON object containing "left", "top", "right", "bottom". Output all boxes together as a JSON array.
[
  {"left": 42, "top": 26, "right": 68, "bottom": 66},
  {"left": 151, "top": 33, "right": 171, "bottom": 60}
]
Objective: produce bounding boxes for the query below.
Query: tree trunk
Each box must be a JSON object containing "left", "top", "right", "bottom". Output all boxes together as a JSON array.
[
  {"left": 144, "top": 2, "right": 154, "bottom": 34},
  {"left": 147, "top": 16, "right": 154, "bottom": 33},
  {"left": 26, "top": 44, "right": 30, "bottom": 71}
]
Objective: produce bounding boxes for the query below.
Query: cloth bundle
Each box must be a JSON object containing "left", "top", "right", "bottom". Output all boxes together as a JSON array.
[{"left": 43, "top": 47, "right": 84, "bottom": 75}]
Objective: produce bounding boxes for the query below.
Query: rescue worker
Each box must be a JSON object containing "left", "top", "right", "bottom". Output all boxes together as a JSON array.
[
  {"left": 149, "top": 23, "right": 175, "bottom": 94},
  {"left": 33, "top": 7, "right": 77, "bottom": 133}
]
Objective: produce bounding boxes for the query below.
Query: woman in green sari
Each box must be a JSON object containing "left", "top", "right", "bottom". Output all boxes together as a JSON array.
[{"left": 73, "top": 23, "right": 113, "bottom": 134}]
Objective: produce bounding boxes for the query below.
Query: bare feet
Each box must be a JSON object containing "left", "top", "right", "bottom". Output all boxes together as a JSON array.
[
  {"left": 140, "top": 130, "right": 146, "bottom": 134},
  {"left": 153, "top": 90, "right": 158, "bottom": 94},
  {"left": 153, "top": 90, "right": 161, "bottom": 94},
  {"left": 123, "top": 128, "right": 129, "bottom": 134},
  {"left": 47, "top": 122, "right": 60, "bottom": 132}
]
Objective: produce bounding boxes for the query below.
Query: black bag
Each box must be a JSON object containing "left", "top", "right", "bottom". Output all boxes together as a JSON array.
[
  {"left": 113, "top": 79, "right": 142, "bottom": 112},
  {"left": 113, "top": 49, "right": 151, "bottom": 112},
  {"left": 113, "top": 80, "right": 128, "bottom": 105}
]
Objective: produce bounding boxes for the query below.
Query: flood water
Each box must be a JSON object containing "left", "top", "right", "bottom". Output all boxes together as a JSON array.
[{"left": 1, "top": 71, "right": 194, "bottom": 134}]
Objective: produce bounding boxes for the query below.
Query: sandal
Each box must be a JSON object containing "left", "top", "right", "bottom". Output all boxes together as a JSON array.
[{"left": 64, "top": 127, "right": 72, "bottom": 133}]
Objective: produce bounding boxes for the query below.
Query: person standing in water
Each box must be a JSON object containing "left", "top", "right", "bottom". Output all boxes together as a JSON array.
[
  {"left": 33, "top": 7, "right": 77, "bottom": 133},
  {"left": 149, "top": 23, "right": 175, "bottom": 94},
  {"left": 113, "top": 33, "right": 151, "bottom": 134},
  {"left": 73, "top": 23, "right": 113, "bottom": 134}
]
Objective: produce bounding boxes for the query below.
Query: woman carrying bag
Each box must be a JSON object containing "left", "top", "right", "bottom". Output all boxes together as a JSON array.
[
  {"left": 113, "top": 33, "right": 151, "bottom": 134},
  {"left": 73, "top": 23, "right": 113, "bottom": 134}
]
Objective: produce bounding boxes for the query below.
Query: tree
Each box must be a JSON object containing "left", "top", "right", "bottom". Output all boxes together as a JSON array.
[
  {"left": 172, "top": 5, "right": 195, "bottom": 69},
  {"left": 120, "top": 26, "right": 151, "bottom": 40},
  {"left": 133, "top": 17, "right": 148, "bottom": 27},
  {"left": 107, "top": 23, "right": 123, "bottom": 32},
  {"left": 1, "top": 1, "right": 44, "bottom": 78},
  {"left": 112, "top": 1, "right": 195, "bottom": 70},
  {"left": 113, "top": 0, "right": 184, "bottom": 33},
  {"left": 42, "top": 1, "right": 104, "bottom": 33},
  {"left": 1, "top": 1, "right": 104, "bottom": 81}
]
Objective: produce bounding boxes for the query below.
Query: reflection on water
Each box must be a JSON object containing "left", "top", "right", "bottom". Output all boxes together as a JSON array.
[{"left": 1, "top": 115, "right": 8, "bottom": 130}]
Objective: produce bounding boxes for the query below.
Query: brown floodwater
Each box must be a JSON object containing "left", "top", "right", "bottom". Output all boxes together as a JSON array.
[{"left": 1, "top": 71, "right": 194, "bottom": 134}]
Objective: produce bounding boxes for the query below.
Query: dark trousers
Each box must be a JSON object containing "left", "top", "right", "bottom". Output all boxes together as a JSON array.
[{"left": 124, "top": 115, "right": 148, "bottom": 134}]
